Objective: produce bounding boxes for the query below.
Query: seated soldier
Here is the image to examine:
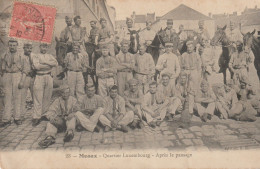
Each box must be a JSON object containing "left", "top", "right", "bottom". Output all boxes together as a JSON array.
[
  {"left": 194, "top": 80, "right": 216, "bottom": 122},
  {"left": 229, "top": 76, "right": 258, "bottom": 122},
  {"left": 38, "top": 85, "right": 78, "bottom": 148},
  {"left": 99, "top": 85, "right": 134, "bottom": 132},
  {"left": 141, "top": 81, "right": 170, "bottom": 128},
  {"left": 215, "top": 81, "right": 238, "bottom": 119},
  {"left": 157, "top": 72, "right": 182, "bottom": 121},
  {"left": 123, "top": 78, "right": 144, "bottom": 129},
  {"left": 74, "top": 84, "right": 104, "bottom": 132},
  {"left": 175, "top": 72, "right": 195, "bottom": 118}
]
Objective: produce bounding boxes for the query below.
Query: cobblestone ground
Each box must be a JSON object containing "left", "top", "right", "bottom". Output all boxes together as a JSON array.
[{"left": 1, "top": 107, "right": 260, "bottom": 151}]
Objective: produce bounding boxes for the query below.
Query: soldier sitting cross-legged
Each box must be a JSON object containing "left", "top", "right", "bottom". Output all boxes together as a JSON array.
[{"left": 38, "top": 84, "right": 78, "bottom": 148}]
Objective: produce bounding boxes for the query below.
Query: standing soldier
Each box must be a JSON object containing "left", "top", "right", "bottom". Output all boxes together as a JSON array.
[
  {"left": 88, "top": 20, "right": 99, "bottom": 66},
  {"left": 20, "top": 42, "right": 36, "bottom": 121},
  {"left": 116, "top": 39, "right": 135, "bottom": 96},
  {"left": 123, "top": 78, "right": 144, "bottom": 129},
  {"left": 0, "top": 39, "right": 24, "bottom": 126},
  {"left": 99, "top": 85, "right": 134, "bottom": 132},
  {"left": 226, "top": 21, "right": 243, "bottom": 44},
  {"left": 67, "top": 16, "right": 87, "bottom": 57},
  {"left": 64, "top": 44, "right": 88, "bottom": 100},
  {"left": 194, "top": 20, "right": 210, "bottom": 41},
  {"left": 96, "top": 45, "right": 117, "bottom": 96},
  {"left": 139, "top": 21, "right": 156, "bottom": 47},
  {"left": 134, "top": 43, "right": 155, "bottom": 94},
  {"left": 60, "top": 16, "right": 73, "bottom": 42},
  {"left": 162, "top": 19, "right": 179, "bottom": 55},
  {"left": 178, "top": 25, "right": 188, "bottom": 44},
  {"left": 229, "top": 41, "right": 248, "bottom": 85},
  {"left": 74, "top": 84, "right": 104, "bottom": 132},
  {"left": 120, "top": 17, "right": 137, "bottom": 42},
  {"left": 98, "top": 18, "right": 115, "bottom": 57},
  {"left": 156, "top": 42, "right": 180, "bottom": 82},
  {"left": 31, "top": 43, "right": 58, "bottom": 126},
  {"left": 179, "top": 40, "right": 202, "bottom": 92}
]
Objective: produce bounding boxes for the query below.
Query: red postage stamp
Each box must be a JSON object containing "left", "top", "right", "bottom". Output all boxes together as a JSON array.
[{"left": 9, "top": 1, "right": 56, "bottom": 43}]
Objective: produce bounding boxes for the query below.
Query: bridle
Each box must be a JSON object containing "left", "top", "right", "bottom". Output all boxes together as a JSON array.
[{"left": 214, "top": 30, "right": 232, "bottom": 48}]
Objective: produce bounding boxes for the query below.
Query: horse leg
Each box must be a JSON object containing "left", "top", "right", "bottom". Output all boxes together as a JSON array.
[{"left": 223, "top": 68, "right": 227, "bottom": 84}]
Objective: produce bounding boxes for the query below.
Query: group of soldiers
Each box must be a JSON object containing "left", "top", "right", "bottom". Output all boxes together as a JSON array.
[{"left": 0, "top": 15, "right": 260, "bottom": 148}]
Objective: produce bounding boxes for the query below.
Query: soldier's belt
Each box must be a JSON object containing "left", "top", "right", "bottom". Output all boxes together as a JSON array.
[
  {"left": 36, "top": 72, "right": 51, "bottom": 76},
  {"left": 4, "top": 71, "right": 20, "bottom": 73},
  {"left": 68, "top": 69, "right": 82, "bottom": 72},
  {"left": 118, "top": 69, "right": 132, "bottom": 73},
  {"left": 233, "top": 66, "right": 246, "bottom": 69}
]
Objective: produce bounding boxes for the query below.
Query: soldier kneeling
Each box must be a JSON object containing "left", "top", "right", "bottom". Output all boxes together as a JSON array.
[{"left": 38, "top": 85, "right": 78, "bottom": 148}]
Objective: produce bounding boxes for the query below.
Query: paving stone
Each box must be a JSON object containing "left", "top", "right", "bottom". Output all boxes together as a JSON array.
[
  {"left": 20, "top": 139, "right": 35, "bottom": 144},
  {"left": 92, "top": 133, "right": 103, "bottom": 139},
  {"left": 114, "top": 137, "right": 124, "bottom": 143},
  {"left": 163, "top": 131, "right": 174, "bottom": 135},
  {"left": 215, "top": 124, "right": 228, "bottom": 130},
  {"left": 166, "top": 134, "right": 177, "bottom": 140},
  {"left": 181, "top": 139, "right": 193, "bottom": 146},
  {"left": 217, "top": 135, "right": 238, "bottom": 140},
  {"left": 160, "top": 140, "right": 174, "bottom": 147},
  {"left": 65, "top": 146, "right": 80, "bottom": 151},
  {"left": 80, "top": 136, "right": 92, "bottom": 142},
  {"left": 247, "top": 128, "right": 259, "bottom": 134},
  {"left": 15, "top": 144, "right": 32, "bottom": 150},
  {"left": 192, "top": 139, "right": 204, "bottom": 145},
  {"left": 202, "top": 125, "right": 215, "bottom": 130},
  {"left": 122, "top": 143, "right": 136, "bottom": 149},
  {"left": 214, "top": 129, "right": 226, "bottom": 136},
  {"left": 184, "top": 133, "right": 195, "bottom": 139},
  {"left": 0, "top": 141, "right": 9, "bottom": 146},
  {"left": 202, "top": 130, "right": 215, "bottom": 136},
  {"left": 64, "top": 141, "right": 79, "bottom": 147},
  {"left": 124, "top": 137, "right": 135, "bottom": 143},
  {"left": 95, "top": 144, "right": 111, "bottom": 150},
  {"left": 252, "top": 135, "right": 260, "bottom": 142},
  {"left": 229, "top": 123, "right": 242, "bottom": 129},
  {"left": 81, "top": 145, "right": 95, "bottom": 150},
  {"left": 24, "top": 135, "right": 41, "bottom": 140},
  {"left": 103, "top": 132, "right": 113, "bottom": 137},
  {"left": 91, "top": 139, "right": 104, "bottom": 145},
  {"left": 6, "top": 142, "right": 19, "bottom": 147},
  {"left": 189, "top": 126, "right": 202, "bottom": 132},
  {"left": 195, "top": 132, "right": 202, "bottom": 137},
  {"left": 176, "top": 132, "right": 184, "bottom": 139},
  {"left": 224, "top": 129, "right": 236, "bottom": 134},
  {"left": 114, "top": 131, "right": 124, "bottom": 137},
  {"left": 109, "top": 144, "right": 121, "bottom": 150},
  {"left": 2, "top": 147, "right": 15, "bottom": 151}
]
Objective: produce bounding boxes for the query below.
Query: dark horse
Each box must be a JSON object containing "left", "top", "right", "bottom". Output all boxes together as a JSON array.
[
  {"left": 128, "top": 29, "right": 140, "bottom": 54},
  {"left": 210, "top": 25, "right": 236, "bottom": 84},
  {"left": 242, "top": 29, "right": 260, "bottom": 80}
]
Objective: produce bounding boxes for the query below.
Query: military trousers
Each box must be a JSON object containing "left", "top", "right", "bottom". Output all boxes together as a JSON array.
[
  {"left": 33, "top": 74, "right": 53, "bottom": 119},
  {"left": 99, "top": 111, "right": 134, "bottom": 128},
  {"left": 2, "top": 72, "right": 23, "bottom": 122},
  {"left": 67, "top": 71, "right": 85, "bottom": 100},
  {"left": 74, "top": 108, "right": 104, "bottom": 132}
]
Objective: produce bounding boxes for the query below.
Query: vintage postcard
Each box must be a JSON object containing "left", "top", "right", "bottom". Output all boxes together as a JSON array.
[{"left": 1, "top": 0, "right": 260, "bottom": 168}]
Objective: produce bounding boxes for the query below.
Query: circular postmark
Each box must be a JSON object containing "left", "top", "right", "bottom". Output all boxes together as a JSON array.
[{"left": 10, "top": 2, "right": 45, "bottom": 41}]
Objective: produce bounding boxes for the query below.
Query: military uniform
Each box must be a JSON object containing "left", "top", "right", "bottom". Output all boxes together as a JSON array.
[
  {"left": 124, "top": 79, "right": 144, "bottom": 122},
  {"left": 75, "top": 94, "right": 104, "bottom": 132},
  {"left": 68, "top": 25, "right": 87, "bottom": 56},
  {"left": 194, "top": 28, "right": 210, "bottom": 41},
  {"left": 226, "top": 28, "right": 243, "bottom": 43},
  {"left": 44, "top": 96, "right": 77, "bottom": 138},
  {"left": 98, "top": 27, "right": 115, "bottom": 56},
  {"left": 139, "top": 28, "right": 156, "bottom": 45},
  {"left": 96, "top": 55, "right": 117, "bottom": 96},
  {"left": 99, "top": 95, "right": 134, "bottom": 128},
  {"left": 134, "top": 52, "right": 155, "bottom": 93},
  {"left": 156, "top": 51, "right": 180, "bottom": 80},
  {"left": 229, "top": 51, "right": 248, "bottom": 85},
  {"left": 195, "top": 87, "right": 216, "bottom": 117},
  {"left": 1, "top": 50, "right": 24, "bottom": 122},
  {"left": 64, "top": 52, "right": 88, "bottom": 100},
  {"left": 32, "top": 51, "right": 58, "bottom": 121},
  {"left": 200, "top": 46, "right": 216, "bottom": 80},
  {"left": 141, "top": 89, "right": 169, "bottom": 123},
  {"left": 116, "top": 51, "right": 135, "bottom": 96},
  {"left": 89, "top": 27, "right": 99, "bottom": 45},
  {"left": 180, "top": 51, "right": 202, "bottom": 91}
]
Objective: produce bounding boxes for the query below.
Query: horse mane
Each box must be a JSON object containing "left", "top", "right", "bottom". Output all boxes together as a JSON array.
[{"left": 252, "top": 36, "right": 260, "bottom": 52}]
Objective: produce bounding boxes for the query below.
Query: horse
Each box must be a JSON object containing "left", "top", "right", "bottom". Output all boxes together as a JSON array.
[
  {"left": 128, "top": 29, "right": 140, "bottom": 54},
  {"left": 242, "top": 29, "right": 260, "bottom": 80},
  {"left": 55, "top": 37, "right": 72, "bottom": 66},
  {"left": 210, "top": 25, "right": 236, "bottom": 84}
]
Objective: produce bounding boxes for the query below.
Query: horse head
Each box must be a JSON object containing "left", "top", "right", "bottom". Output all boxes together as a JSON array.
[
  {"left": 128, "top": 29, "right": 140, "bottom": 53},
  {"left": 211, "top": 25, "right": 227, "bottom": 46},
  {"left": 243, "top": 29, "right": 256, "bottom": 49}
]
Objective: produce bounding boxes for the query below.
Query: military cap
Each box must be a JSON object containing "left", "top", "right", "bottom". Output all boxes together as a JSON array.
[
  {"left": 40, "top": 43, "right": 48, "bottom": 47},
  {"left": 100, "top": 18, "right": 107, "bottom": 23},
  {"left": 240, "top": 76, "right": 249, "bottom": 84},
  {"left": 179, "top": 71, "right": 188, "bottom": 77},
  {"left": 8, "top": 38, "right": 18, "bottom": 43},
  {"left": 186, "top": 40, "right": 194, "bottom": 46},
  {"left": 166, "top": 19, "right": 173, "bottom": 25},
  {"left": 149, "top": 80, "right": 157, "bottom": 86},
  {"left": 23, "top": 41, "right": 33, "bottom": 47},
  {"left": 90, "top": 20, "right": 97, "bottom": 24},
  {"left": 128, "top": 78, "right": 139, "bottom": 85},
  {"left": 100, "top": 44, "right": 109, "bottom": 50},
  {"left": 200, "top": 79, "right": 209, "bottom": 86},
  {"left": 109, "top": 85, "right": 118, "bottom": 91},
  {"left": 59, "top": 84, "right": 70, "bottom": 91},
  {"left": 65, "top": 16, "right": 72, "bottom": 19},
  {"left": 126, "top": 17, "right": 133, "bottom": 23},
  {"left": 74, "top": 15, "right": 81, "bottom": 22},
  {"left": 215, "top": 83, "right": 224, "bottom": 89},
  {"left": 161, "top": 72, "right": 172, "bottom": 78},
  {"left": 198, "top": 20, "right": 204, "bottom": 24},
  {"left": 165, "top": 42, "right": 173, "bottom": 47},
  {"left": 120, "top": 39, "right": 130, "bottom": 46}
]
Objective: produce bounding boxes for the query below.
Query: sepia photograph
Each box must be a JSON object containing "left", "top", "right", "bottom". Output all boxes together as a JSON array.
[{"left": 1, "top": 0, "right": 260, "bottom": 168}]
